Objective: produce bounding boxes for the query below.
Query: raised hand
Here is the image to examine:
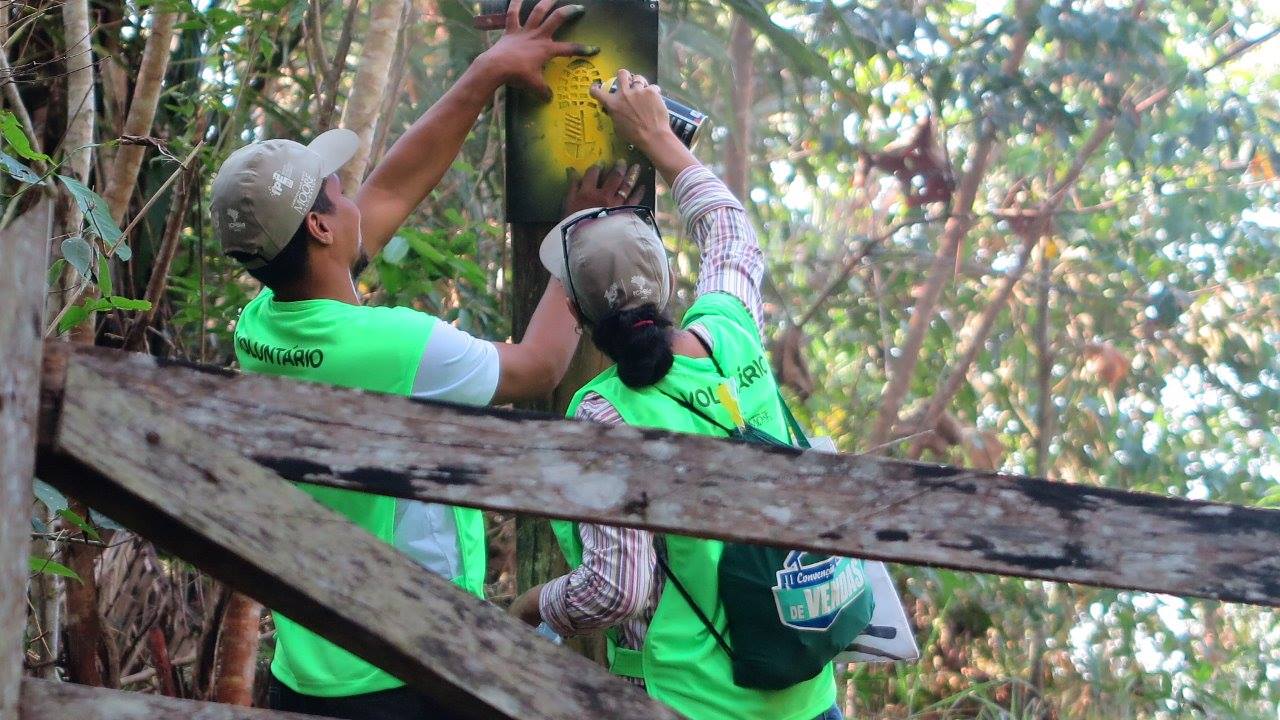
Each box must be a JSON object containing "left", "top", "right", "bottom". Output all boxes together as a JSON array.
[
  {"left": 589, "top": 68, "right": 672, "bottom": 151},
  {"left": 480, "top": 0, "right": 599, "bottom": 101},
  {"left": 591, "top": 69, "right": 697, "bottom": 185}
]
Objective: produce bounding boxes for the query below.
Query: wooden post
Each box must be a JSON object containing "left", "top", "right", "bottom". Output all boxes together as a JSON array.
[
  {"left": 0, "top": 198, "right": 52, "bottom": 719},
  {"left": 509, "top": 221, "right": 610, "bottom": 661},
  {"left": 508, "top": 222, "right": 567, "bottom": 597}
]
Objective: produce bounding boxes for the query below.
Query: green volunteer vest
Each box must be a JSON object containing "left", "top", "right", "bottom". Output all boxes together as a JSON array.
[
  {"left": 234, "top": 288, "right": 486, "bottom": 698},
  {"left": 553, "top": 293, "right": 835, "bottom": 720}
]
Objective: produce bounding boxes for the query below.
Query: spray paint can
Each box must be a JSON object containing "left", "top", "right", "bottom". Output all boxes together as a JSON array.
[{"left": 609, "top": 80, "right": 708, "bottom": 148}]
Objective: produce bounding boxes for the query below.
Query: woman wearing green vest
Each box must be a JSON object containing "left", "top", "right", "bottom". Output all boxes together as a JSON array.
[{"left": 508, "top": 69, "right": 844, "bottom": 720}]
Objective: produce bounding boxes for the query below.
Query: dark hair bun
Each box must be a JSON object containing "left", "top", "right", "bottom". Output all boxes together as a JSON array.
[{"left": 590, "top": 304, "right": 675, "bottom": 388}]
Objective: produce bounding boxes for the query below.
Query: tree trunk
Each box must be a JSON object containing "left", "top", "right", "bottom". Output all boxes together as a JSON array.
[
  {"left": 723, "top": 17, "right": 754, "bottom": 201},
  {"left": 510, "top": 222, "right": 609, "bottom": 664},
  {"left": 61, "top": 0, "right": 96, "bottom": 187},
  {"left": 102, "top": 9, "right": 181, "bottom": 225},
  {"left": 63, "top": 500, "right": 106, "bottom": 687},
  {"left": 337, "top": 0, "right": 408, "bottom": 193},
  {"left": 1032, "top": 249, "right": 1054, "bottom": 477},
  {"left": 212, "top": 592, "right": 262, "bottom": 706}
]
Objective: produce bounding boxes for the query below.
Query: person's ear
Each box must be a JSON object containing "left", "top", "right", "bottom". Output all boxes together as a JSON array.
[
  {"left": 564, "top": 296, "right": 584, "bottom": 328},
  {"left": 303, "top": 211, "right": 335, "bottom": 247}
]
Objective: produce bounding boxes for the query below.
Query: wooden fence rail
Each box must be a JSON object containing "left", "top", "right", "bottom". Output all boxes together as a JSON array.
[
  {"left": 39, "top": 344, "right": 1280, "bottom": 607},
  {"left": 37, "top": 358, "right": 678, "bottom": 720},
  {"left": 21, "top": 678, "right": 334, "bottom": 720}
]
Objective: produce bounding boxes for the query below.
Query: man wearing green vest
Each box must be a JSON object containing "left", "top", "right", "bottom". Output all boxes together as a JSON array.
[
  {"left": 508, "top": 69, "right": 845, "bottom": 719},
  {"left": 210, "top": 1, "right": 630, "bottom": 717}
]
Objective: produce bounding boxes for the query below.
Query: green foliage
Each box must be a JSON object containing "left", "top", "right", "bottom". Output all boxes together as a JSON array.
[
  {"left": 28, "top": 556, "right": 80, "bottom": 583},
  {"left": 0, "top": 109, "right": 49, "bottom": 162}
]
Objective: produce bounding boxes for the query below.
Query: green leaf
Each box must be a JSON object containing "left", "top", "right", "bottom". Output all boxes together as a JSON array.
[
  {"left": 33, "top": 479, "right": 69, "bottom": 515},
  {"left": 57, "top": 303, "right": 92, "bottom": 334},
  {"left": 57, "top": 175, "right": 122, "bottom": 246},
  {"left": 56, "top": 508, "right": 101, "bottom": 541},
  {"left": 0, "top": 149, "right": 42, "bottom": 184},
  {"left": 46, "top": 259, "right": 67, "bottom": 288},
  {"left": 382, "top": 235, "right": 410, "bottom": 264},
  {"left": 114, "top": 242, "right": 132, "bottom": 262},
  {"left": 97, "top": 256, "right": 113, "bottom": 297},
  {"left": 105, "top": 296, "right": 152, "bottom": 312},
  {"left": 0, "top": 110, "right": 50, "bottom": 162},
  {"left": 29, "top": 556, "right": 81, "bottom": 582},
  {"left": 60, "top": 235, "right": 94, "bottom": 277}
]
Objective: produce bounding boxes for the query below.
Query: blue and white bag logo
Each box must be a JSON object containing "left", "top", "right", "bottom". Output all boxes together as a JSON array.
[{"left": 772, "top": 551, "right": 866, "bottom": 631}]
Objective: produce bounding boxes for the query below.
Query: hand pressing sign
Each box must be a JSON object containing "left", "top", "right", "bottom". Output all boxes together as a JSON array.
[
  {"left": 478, "top": 0, "right": 600, "bottom": 102},
  {"left": 562, "top": 161, "right": 645, "bottom": 216}
]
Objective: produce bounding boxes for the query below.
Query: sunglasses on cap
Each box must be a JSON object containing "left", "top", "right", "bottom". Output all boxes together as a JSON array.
[{"left": 560, "top": 205, "right": 660, "bottom": 325}]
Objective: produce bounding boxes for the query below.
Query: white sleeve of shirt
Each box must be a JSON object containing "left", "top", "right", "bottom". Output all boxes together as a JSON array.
[
  {"left": 398, "top": 320, "right": 499, "bottom": 581},
  {"left": 410, "top": 320, "right": 500, "bottom": 405}
]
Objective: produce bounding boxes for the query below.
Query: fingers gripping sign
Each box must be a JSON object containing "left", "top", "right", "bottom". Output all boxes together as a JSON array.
[{"left": 487, "top": 0, "right": 599, "bottom": 101}]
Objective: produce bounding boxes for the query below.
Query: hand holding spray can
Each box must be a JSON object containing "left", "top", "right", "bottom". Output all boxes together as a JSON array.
[{"left": 608, "top": 79, "right": 708, "bottom": 149}]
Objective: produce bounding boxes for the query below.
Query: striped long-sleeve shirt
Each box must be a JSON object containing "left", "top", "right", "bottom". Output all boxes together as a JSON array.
[{"left": 537, "top": 164, "right": 766, "bottom": 671}]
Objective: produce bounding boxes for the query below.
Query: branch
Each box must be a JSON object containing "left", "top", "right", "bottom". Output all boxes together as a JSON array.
[
  {"left": 795, "top": 214, "right": 944, "bottom": 328},
  {"left": 0, "top": 34, "right": 42, "bottom": 172},
  {"left": 1134, "top": 27, "right": 1280, "bottom": 114},
  {"left": 317, "top": 0, "right": 362, "bottom": 128},
  {"left": 904, "top": 115, "right": 1115, "bottom": 456},
  {"left": 122, "top": 160, "right": 199, "bottom": 351},
  {"left": 867, "top": 10, "right": 1040, "bottom": 449},
  {"left": 102, "top": 9, "right": 181, "bottom": 225}
]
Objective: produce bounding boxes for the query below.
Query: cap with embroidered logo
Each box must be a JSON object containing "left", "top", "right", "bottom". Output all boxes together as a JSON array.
[
  {"left": 539, "top": 206, "right": 672, "bottom": 325},
  {"left": 212, "top": 129, "right": 358, "bottom": 269}
]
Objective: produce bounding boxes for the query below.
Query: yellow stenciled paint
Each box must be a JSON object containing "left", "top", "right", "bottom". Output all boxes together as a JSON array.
[{"left": 526, "top": 51, "right": 632, "bottom": 174}]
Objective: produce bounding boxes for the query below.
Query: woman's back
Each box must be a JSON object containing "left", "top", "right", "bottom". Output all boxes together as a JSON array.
[{"left": 564, "top": 293, "right": 837, "bottom": 720}]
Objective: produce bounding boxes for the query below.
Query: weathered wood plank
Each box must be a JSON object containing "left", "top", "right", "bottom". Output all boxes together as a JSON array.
[
  {"left": 1, "top": 198, "right": 53, "bottom": 719},
  {"left": 39, "top": 343, "right": 1280, "bottom": 607},
  {"left": 38, "top": 360, "right": 678, "bottom": 720},
  {"left": 20, "top": 678, "right": 332, "bottom": 720}
]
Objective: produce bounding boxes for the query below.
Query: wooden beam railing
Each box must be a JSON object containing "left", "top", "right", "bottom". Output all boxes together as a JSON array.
[
  {"left": 37, "top": 358, "right": 678, "bottom": 720},
  {"left": 39, "top": 343, "right": 1280, "bottom": 608},
  {"left": 21, "top": 678, "right": 333, "bottom": 720}
]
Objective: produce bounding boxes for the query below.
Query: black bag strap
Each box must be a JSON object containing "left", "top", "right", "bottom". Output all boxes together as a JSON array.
[
  {"left": 687, "top": 323, "right": 811, "bottom": 449},
  {"left": 654, "top": 386, "right": 738, "bottom": 435},
  {"left": 653, "top": 538, "right": 734, "bottom": 659}
]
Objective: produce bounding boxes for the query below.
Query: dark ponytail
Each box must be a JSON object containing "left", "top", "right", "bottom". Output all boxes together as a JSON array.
[{"left": 590, "top": 304, "right": 675, "bottom": 389}]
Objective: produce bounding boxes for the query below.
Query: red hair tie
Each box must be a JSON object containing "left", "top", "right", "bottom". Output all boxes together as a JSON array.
[{"left": 632, "top": 319, "right": 655, "bottom": 329}]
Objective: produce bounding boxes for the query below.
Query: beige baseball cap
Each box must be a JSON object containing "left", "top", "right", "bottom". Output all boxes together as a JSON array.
[
  {"left": 212, "top": 129, "right": 359, "bottom": 268},
  {"left": 539, "top": 206, "right": 672, "bottom": 324}
]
